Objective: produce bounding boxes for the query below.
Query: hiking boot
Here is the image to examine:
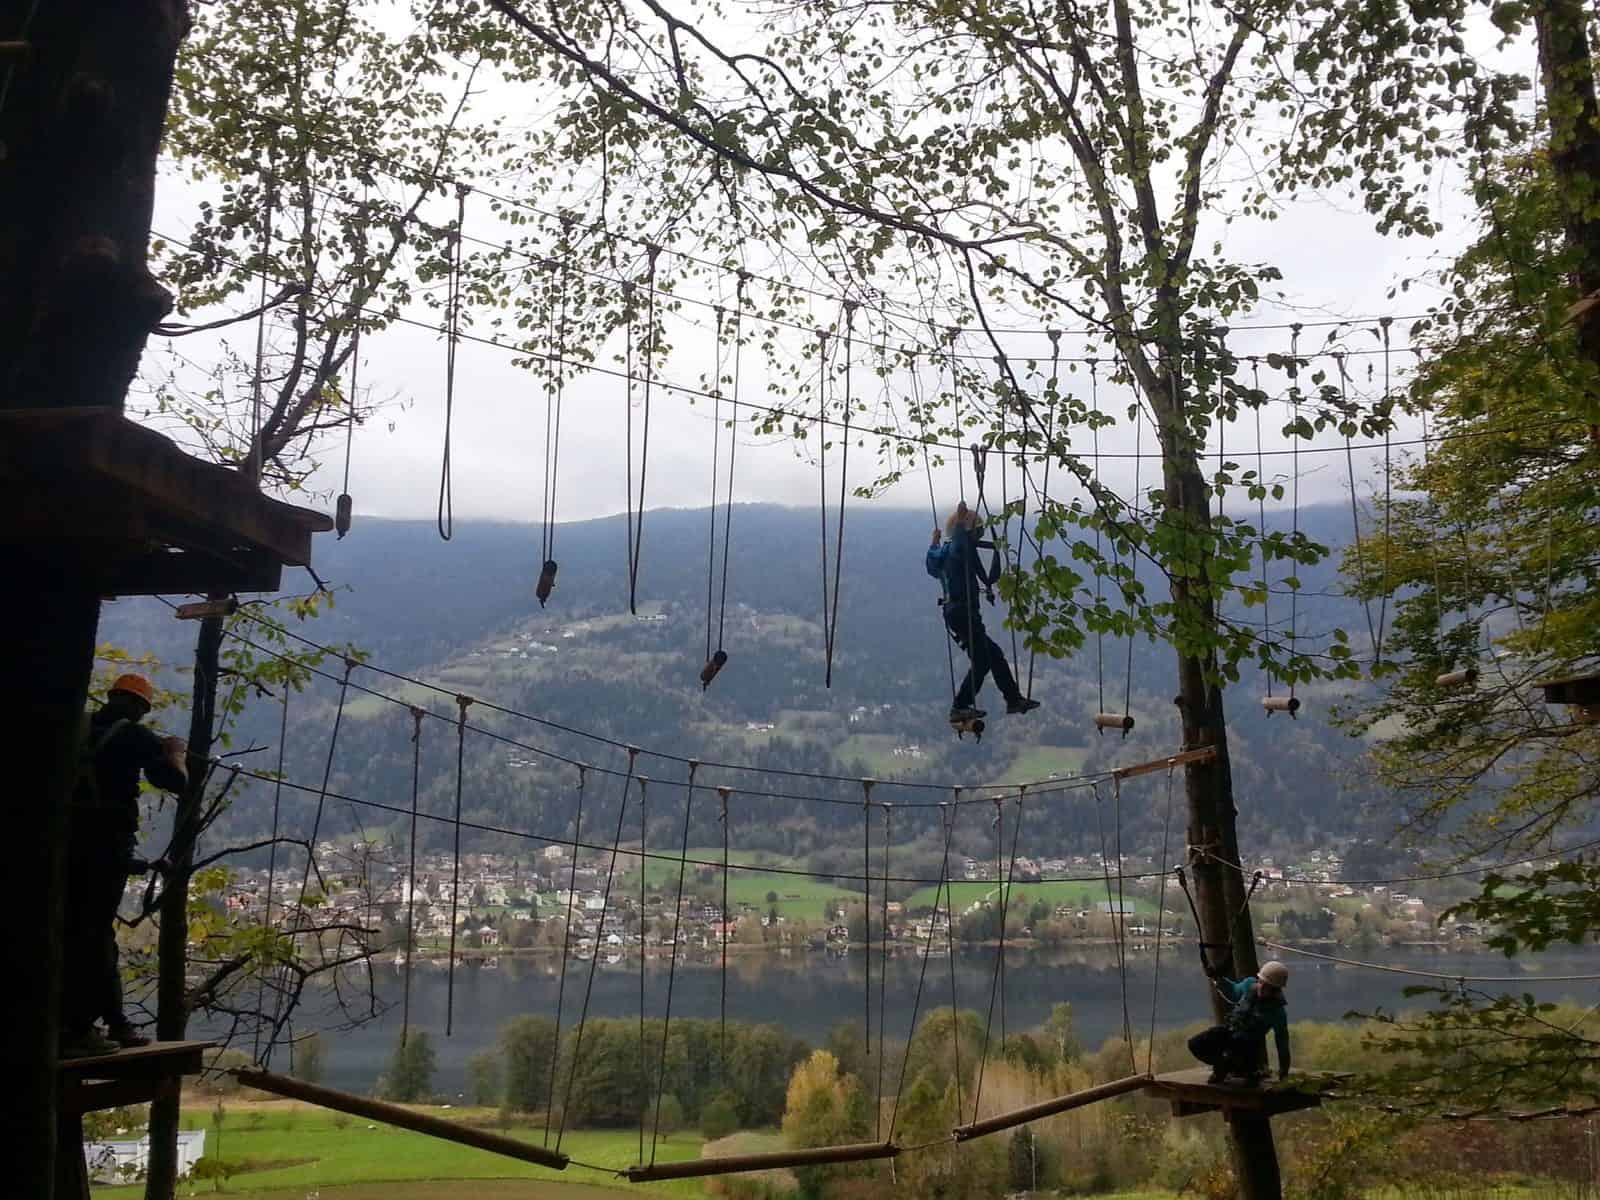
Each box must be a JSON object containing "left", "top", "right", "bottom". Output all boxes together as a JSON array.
[
  {"left": 61, "top": 1028, "right": 120, "bottom": 1059},
  {"left": 1006, "top": 698, "right": 1041, "bottom": 715},
  {"left": 949, "top": 706, "right": 987, "bottom": 722},
  {"left": 106, "top": 1020, "right": 151, "bottom": 1049},
  {"left": 1207, "top": 1068, "right": 1228, "bottom": 1085}
]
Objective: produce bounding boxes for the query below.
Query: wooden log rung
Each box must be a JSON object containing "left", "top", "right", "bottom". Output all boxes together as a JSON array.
[
  {"left": 1093, "top": 712, "right": 1136, "bottom": 732},
  {"left": 1111, "top": 745, "right": 1217, "bottom": 782},
  {"left": 951, "top": 1074, "right": 1150, "bottom": 1141},
  {"left": 624, "top": 1140, "right": 898, "bottom": 1182},
  {"left": 1435, "top": 668, "right": 1477, "bottom": 688},
  {"left": 234, "top": 1068, "right": 569, "bottom": 1170},
  {"left": 1261, "top": 695, "right": 1301, "bottom": 714}
]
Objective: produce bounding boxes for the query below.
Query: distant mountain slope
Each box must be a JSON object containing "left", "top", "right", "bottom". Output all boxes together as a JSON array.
[{"left": 99, "top": 504, "right": 1386, "bottom": 864}]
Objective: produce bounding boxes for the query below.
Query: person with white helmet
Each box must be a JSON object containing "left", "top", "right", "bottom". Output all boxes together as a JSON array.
[{"left": 1187, "top": 960, "right": 1292, "bottom": 1086}]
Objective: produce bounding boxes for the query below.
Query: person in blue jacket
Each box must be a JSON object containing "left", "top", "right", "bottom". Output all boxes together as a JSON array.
[
  {"left": 926, "top": 502, "right": 1039, "bottom": 723},
  {"left": 1187, "top": 960, "right": 1292, "bottom": 1085}
]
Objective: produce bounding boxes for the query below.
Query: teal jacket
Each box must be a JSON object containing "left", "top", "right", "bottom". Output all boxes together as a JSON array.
[{"left": 1220, "top": 976, "right": 1290, "bottom": 1075}]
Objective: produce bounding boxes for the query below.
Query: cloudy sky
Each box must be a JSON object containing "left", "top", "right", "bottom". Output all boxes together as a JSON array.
[{"left": 141, "top": 9, "right": 1519, "bottom": 535}]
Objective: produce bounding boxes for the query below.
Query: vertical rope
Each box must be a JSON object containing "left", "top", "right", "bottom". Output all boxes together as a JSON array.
[
  {"left": 862, "top": 780, "right": 874, "bottom": 1071},
  {"left": 1090, "top": 357, "right": 1106, "bottom": 714},
  {"left": 445, "top": 694, "right": 473, "bottom": 1036},
  {"left": 817, "top": 329, "right": 832, "bottom": 676},
  {"left": 253, "top": 684, "right": 290, "bottom": 1064},
  {"left": 876, "top": 801, "right": 892, "bottom": 1138},
  {"left": 718, "top": 786, "right": 731, "bottom": 1080},
  {"left": 1027, "top": 335, "right": 1060, "bottom": 696},
  {"left": 558, "top": 749, "right": 639, "bottom": 1149},
  {"left": 1289, "top": 329, "right": 1302, "bottom": 700},
  {"left": 637, "top": 776, "right": 650, "bottom": 1166},
  {"left": 915, "top": 349, "right": 959, "bottom": 701},
  {"left": 1147, "top": 768, "right": 1177, "bottom": 1074},
  {"left": 706, "top": 309, "right": 725, "bottom": 666},
  {"left": 650, "top": 764, "right": 698, "bottom": 1164},
  {"left": 437, "top": 185, "right": 467, "bottom": 540},
  {"left": 943, "top": 796, "right": 964, "bottom": 1121},
  {"left": 825, "top": 304, "right": 855, "bottom": 687},
  {"left": 1095, "top": 780, "right": 1135, "bottom": 1073},
  {"left": 716, "top": 279, "right": 746, "bottom": 654},
  {"left": 1254, "top": 359, "right": 1271, "bottom": 696},
  {"left": 624, "top": 281, "right": 639, "bottom": 606},
  {"left": 544, "top": 765, "right": 586, "bottom": 1146},
  {"left": 1123, "top": 406, "right": 1141, "bottom": 723},
  {"left": 402, "top": 706, "right": 423, "bottom": 1049},
  {"left": 889, "top": 799, "right": 957, "bottom": 1142},
  {"left": 626, "top": 246, "right": 662, "bottom": 613},
  {"left": 970, "top": 788, "right": 1025, "bottom": 1122},
  {"left": 248, "top": 165, "right": 276, "bottom": 485},
  {"left": 1340, "top": 351, "right": 1381, "bottom": 663},
  {"left": 1378, "top": 316, "right": 1394, "bottom": 659}
]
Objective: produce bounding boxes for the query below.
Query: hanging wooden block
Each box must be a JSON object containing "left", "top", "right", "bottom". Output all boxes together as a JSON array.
[
  {"left": 1094, "top": 712, "right": 1135, "bottom": 734},
  {"left": 700, "top": 648, "right": 728, "bottom": 689},
  {"left": 535, "top": 558, "right": 558, "bottom": 606},
  {"left": 335, "top": 493, "right": 353, "bottom": 538},
  {"left": 1261, "top": 695, "right": 1301, "bottom": 717},
  {"left": 1435, "top": 667, "right": 1478, "bottom": 689},
  {"left": 174, "top": 597, "right": 238, "bottom": 620}
]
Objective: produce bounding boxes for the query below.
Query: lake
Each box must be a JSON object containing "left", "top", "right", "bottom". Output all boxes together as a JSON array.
[{"left": 248, "top": 943, "right": 1600, "bottom": 1093}]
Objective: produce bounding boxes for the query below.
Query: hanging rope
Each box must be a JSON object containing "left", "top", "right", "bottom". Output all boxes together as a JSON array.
[
  {"left": 437, "top": 185, "right": 467, "bottom": 541},
  {"left": 714, "top": 279, "right": 745, "bottom": 671},
  {"left": 544, "top": 765, "right": 586, "bottom": 1147},
  {"left": 266, "top": 656, "right": 354, "bottom": 1066},
  {"left": 637, "top": 775, "right": 649, "bottom": 1166},
  {"left": 823, "top": 304, "right": 855, "bottom": 687},
  {"left": 1377, "top": 317, "right": 1394, "bottom": 656},
  {"left": 862, "top": 780, "right": 874, "bottom": 1076},
  {"left": 625, "top": 247, "right": 661, "bottom": 613},
  {"left": 1091, "top": 358, "right": 1106, "bottom": 714},
  {"left": 537, "top": 235, "right": 570, "bottom": 606},
  {"left": 557, "top": 748, "right": 639, "bottom": 1150},
  {"left": 1254, "top": 359, "right": 1272, "bottom": 699},
  {"left": 445, "top": 693, "right": 473, "bottom": 1035},
  {"left": 402, "top": 706, "right": 424, "bottom": 1048},
  {"left": 914, "top": 350, "right": 960, "bottom": 703},
  {"left": 943, "top": 796, "right": 965, "bottom": 1121},
  {"left": 253, "top": 684, "right": 290, "bottom": 1064},
  {"left": 718, "top": 786, "right": 732, "bottom": 1080},
  {"left": 704, "top": 307, "right": 726, "bottom": 684},
  {"left": 1026, "top": 335, "right": 1060, "bottom": 696},
  {"left": 1340, "top": 351, "right": 1383, "bottom": 663},
  {"left": 248, "top": 164, "right": 276, "bottom": 485},
  {"left": 1094, "top": 780, "right": 1136, "bottom": 1074},
  {"left": 876, "top": 801, "right": 892, "bottom": 1139},
  {"left": 336, "top": 272, "right": 358, "bottom": 539},
  {"left": 971, "top": 790, "right": 1025, "bottom": 1123},
  {"left": 817, "top": 330, "right": 833, "bottom": 679},
  {"left": 650, "top": 763, "right": 698, "bottom": 1164},
  {"left": 1146, "top": 768, "right": 1177, "bottom": 1074},
  {"left": 888, "top": 798, "right": 958, "bottom": 1142}
]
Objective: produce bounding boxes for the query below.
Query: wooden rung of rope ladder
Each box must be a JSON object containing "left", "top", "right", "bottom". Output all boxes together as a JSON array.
[
  {"left": 234, "top": 1068, "right": 570, "bottom": 1170},
  {"left": 1110, "top": 744, "right": 1216, "bottom": 782},
  {"left": 952, "top": 1073, "right": 1151, "bottom": 1141},
  {"left": 624, "top": 1140, "right": 898, "bottom": 1182}
]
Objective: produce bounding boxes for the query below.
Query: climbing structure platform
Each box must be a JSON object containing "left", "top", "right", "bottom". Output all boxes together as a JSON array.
[
  {"left": 57, "top": 1040, "right": 214, "bottom": 1199},
  {"left": 1, "top": 407, "right": 332, "bottom": 595},
  {"left": 1144, "top": 1069, "right": 1333, "bottom": 1119}
]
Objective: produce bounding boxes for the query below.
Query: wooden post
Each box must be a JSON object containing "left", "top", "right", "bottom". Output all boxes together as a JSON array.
[{"left": 624, "top": 1141, "right": 898, "bottom": 1182}]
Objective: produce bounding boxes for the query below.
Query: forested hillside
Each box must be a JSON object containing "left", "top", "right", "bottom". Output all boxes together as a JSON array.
[{"left": 101, "top": 504, "right": 1387, "bottom": 871}]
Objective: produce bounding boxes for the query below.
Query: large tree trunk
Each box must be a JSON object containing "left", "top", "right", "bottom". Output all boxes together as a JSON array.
[
  {"left": 145, "top": 611, "right": 223, "bottom": 1200},
  {"left": 1534, "top": 0, "right": 1600, "bottom": 390},
  {"left": 1155, "top": 357, "right": 1281, "bottom": 1199},
  {"left": 0, "top": 4, "right": 188, "bottom": 1196}
]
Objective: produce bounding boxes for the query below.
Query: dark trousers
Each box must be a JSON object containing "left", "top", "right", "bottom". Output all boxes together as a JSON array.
[
  {"left": 944, "top": 603, "right": 1021, "bottom": 709},
  {"left": 63, "top": 839, "right": 131, "bottom": 1035},
  {"left": 1188, "top": 1026, "right": 1262, "bottom": 1076}
]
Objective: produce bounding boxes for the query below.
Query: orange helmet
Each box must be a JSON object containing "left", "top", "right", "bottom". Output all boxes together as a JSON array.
[{"left": 108, "top": 674, "right": 155, "bottom": 708}]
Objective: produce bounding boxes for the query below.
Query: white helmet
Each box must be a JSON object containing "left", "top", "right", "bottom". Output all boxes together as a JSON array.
[{"left": 1258, "top": 961, "right": 1289, "bottom": 989}]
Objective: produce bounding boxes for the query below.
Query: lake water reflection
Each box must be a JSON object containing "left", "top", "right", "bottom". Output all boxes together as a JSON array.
[{"left": 250, "top": 944, "right": 1600, "bottom": 1093}]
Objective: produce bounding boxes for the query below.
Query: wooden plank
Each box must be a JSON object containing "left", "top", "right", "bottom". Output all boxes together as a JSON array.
[
  {"left": 61, "top": 1074, "right": 179, "bottom": 1115},
  {"left": 951, "top": 1074, "right": 1150, "bottom": 1141},
  {"left": 60, "top": 1040, "right": 212, "bottom": 1082},
  {"left": 1144, "top": 1068, "right": 1328, "bottom": 1119},
  {"left": 235, "top": 1068, "right": 571, "bottom": 1170},
  {"left": 1112, "top": 745, "right": 1217, "bottom": 782},
  {"left": 624, "top": 1141, "right": 898, "bottom": 1182}
]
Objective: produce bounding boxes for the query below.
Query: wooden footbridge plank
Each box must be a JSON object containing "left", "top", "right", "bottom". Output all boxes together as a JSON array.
[{"left": 1144, "top": 1068, "right": 1333, "bottom": 1118}]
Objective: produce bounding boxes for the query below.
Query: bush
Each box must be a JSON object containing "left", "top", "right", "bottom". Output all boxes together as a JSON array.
[{"left": 701, "top": 1093, "right": 740, "bottom": 1140}]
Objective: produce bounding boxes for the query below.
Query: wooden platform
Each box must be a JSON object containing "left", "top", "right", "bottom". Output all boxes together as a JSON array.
[
  {"left": 59, "top": 1039, "right": 213, "bottom": 1115},
  {"left": 1143, "top": 1069, "right": 1333, "bottom": 1119},
  {"left": 1, "top": 407, "right": 332, "bottom": 595}
]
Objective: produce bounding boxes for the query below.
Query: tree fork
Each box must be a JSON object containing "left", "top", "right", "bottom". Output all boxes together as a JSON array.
[{"left": 1156, "top": 360, "right": 1281, "bottom": 1199}]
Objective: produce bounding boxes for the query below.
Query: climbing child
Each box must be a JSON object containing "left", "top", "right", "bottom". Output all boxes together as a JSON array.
[
  {"left": 927, "top": 502, "right": 1039, "bottom": 724},
  {"left": 1187, "top": 960, "right": 1291, "bottom": 1085}
]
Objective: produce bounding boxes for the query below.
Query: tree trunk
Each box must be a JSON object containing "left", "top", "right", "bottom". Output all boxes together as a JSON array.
[
  {"left": 1, "top": 569, "right": 100, "bottom": 1200},
  {"left": 145, "top": 610, "right": 223, "bottom": 1200},
  {"left": 1154, "top": 357, "right": 1281, "bottom": 1199},
  {"left": 0, "top": 4, "right": 187, "bottom": 1196},
  {"left": 1533, "top": 0, "right": 1600, "bottom": 389}
]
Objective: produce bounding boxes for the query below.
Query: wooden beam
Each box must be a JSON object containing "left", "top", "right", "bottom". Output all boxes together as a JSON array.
[
  {"left": 1112, "top": 745, "right": 1217, "bottom": 782},
  {"left": 1143, "top": 1069, "right": 1328, "bottom": 1119},
  {"left": 624, "top": 1141, "right": 898, "bottom": 1182},
  {"left": 952, "top": 1074, "right": 1150, "bottom": 1141},
  {"left": 60, "top": 1040, "right": 211, "bottom": 1084},
  {"left": 234, "top": 1069, "right": 571, "bottom": 1170},
  {"left": 61, "top": 1075, "right": 178, "bottom": 1116}
]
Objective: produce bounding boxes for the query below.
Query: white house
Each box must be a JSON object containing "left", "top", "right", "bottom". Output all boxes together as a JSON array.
[{"left": 84, "top": 1130, "right": 206, "bottom": 1183}]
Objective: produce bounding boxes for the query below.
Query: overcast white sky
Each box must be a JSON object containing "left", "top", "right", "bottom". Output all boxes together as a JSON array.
[{"left": 141, "top": 10, "right": 1524, "bottom": 533}]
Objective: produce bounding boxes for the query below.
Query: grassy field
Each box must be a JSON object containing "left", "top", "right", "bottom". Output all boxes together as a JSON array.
[
  {"left": 94, "top": 1104, "right": 706, "bottom": 1198},
  {"left": 631, "top": 855, "right": 863, "bottom": 921},
  {"left": 999, "top": 743, "right": 1089, "bottom": 782},
  {"left": 902, "top": 877, "right": 1154, "bottom": 914},
  {"left": 837, "top": 733, "right": 915, "bottom": 776}
]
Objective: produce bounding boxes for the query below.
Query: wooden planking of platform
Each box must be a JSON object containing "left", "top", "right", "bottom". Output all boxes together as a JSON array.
[
  {"left": 59, "top": 1040, "right": 213, "bottom": 1115},
  {"left": 1144, "top": 1069, "right": 1333, "bottom": 1119},
  {"left": 0, "top": 407, "right": 332, "bottom": 595}
]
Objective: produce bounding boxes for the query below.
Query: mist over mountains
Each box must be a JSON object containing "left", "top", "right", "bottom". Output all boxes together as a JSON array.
[{"left": 99, "top": 503, "right": 1389, "bottom": 867}]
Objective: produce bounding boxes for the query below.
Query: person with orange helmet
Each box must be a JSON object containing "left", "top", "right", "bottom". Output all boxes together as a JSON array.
[{"left": 62, "top": 673, "right": 188, "bottom": 1057}]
